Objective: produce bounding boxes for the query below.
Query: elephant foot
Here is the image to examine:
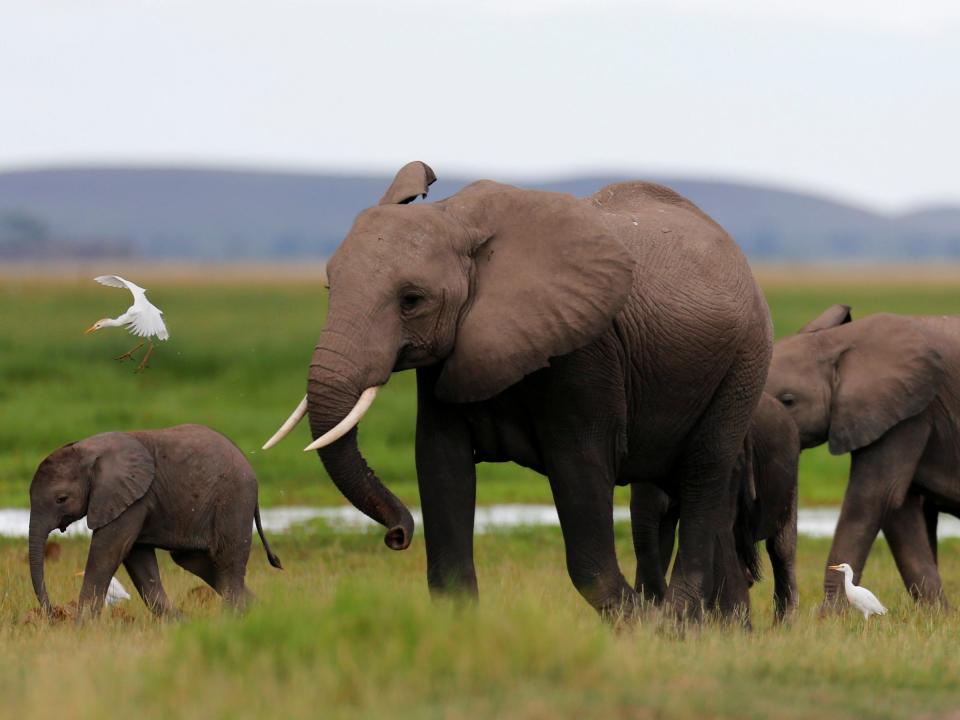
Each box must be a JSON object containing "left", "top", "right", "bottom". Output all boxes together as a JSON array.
[
  {"left": 664, "top": 584, "right": 706, "bottom": 625},
  {"left": 594, "top": 587, "right": 641, "bottom": 629},
  {"left": 635, "top": 584, "right": 666, "bottom": 609},
  {"left": 907, "top": 586, "right": 948, "bottom": 610}
]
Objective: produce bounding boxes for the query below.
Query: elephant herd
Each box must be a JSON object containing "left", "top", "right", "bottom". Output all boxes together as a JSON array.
[{"left": 28, "top": 161, "right": 960, "bottom": 625}]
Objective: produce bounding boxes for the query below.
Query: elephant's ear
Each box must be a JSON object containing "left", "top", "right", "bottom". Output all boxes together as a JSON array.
[
  {"left": 379, "top": 161, "right": 437, "bottom": 205},
  {"left": 799, "top": 304, "right": 852, "bottom": 333},
  {"left": 76, "top": 433, "right": 155, "bottom": 530},
  {"left": 436, "top": 189, "right": 635, "bottom": 403},
  {"left": 828, "top": 315, "right": 943, "bottom": 455}
]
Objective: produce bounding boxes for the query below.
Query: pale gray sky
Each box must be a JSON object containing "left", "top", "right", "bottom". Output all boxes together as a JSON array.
[{"left": 2, "top": 0, "right": 958, "bottom": 210}]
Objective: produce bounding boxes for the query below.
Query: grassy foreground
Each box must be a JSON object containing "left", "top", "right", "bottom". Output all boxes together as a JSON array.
[
  {"left": 1, "top": 527, "right": 959, "bottom": 719},
  {"left": 3, "top": 268, "right": 960, "bottom": 508}
]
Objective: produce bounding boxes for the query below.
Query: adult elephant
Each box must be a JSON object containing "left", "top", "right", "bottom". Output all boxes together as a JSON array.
[
  {"left": 765, "top": 305, "right": 957, "bottom": 608},
  {"left": 265, "top": 162, "right": 772, "bottom": 620}
]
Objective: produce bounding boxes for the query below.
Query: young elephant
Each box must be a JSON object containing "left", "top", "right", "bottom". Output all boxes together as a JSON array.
[
  {"left": 29, "top": 424, "right": 282, "bottom": 618},
  {"left": 766, "top": 305, "right": 958, "bottom": 609},
  {"left": 631, "top": 393, "right": 800, "bottom": 621}
]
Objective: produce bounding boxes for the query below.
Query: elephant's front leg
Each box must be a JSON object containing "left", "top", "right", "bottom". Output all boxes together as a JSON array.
[
  {"left": 822, "top": 416, "right": 929, "bottom": 611},
  {"left": 78, "top": 504, "right": 147, "bottom": 620},
  {"left": 882, "top": 491, "right": 945, "bottom": 606},
  {"left": 630, "top": 482, "right": 676, "bottom": 606},
  {"left": 416, "top": 368, "right": 478, "bottom": 598}
]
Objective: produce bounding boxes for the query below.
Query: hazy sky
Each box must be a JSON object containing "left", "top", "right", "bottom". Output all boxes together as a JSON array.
[{"left": 2, "top": 0, "right": 958, "bottom": 210}]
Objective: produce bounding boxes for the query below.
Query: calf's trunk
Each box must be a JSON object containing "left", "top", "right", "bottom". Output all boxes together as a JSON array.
[{"left": 28, "top": 516, "right": 52, "bottom": 613}]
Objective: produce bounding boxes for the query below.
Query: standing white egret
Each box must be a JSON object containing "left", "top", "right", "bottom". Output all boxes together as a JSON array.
[
  {"left": 85, "top": 275, "right": 169, "bottom": 372},
  {"left": 75, "top": 572, "right": 132, "bottom": 606},
  {"left": 829, "top": 563, "right": 888, "bottom": 620}
]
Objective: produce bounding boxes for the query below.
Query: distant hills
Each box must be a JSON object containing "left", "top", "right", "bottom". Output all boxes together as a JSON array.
[{"left": 2, "top": 166, "right": 959, "bottom": 261}]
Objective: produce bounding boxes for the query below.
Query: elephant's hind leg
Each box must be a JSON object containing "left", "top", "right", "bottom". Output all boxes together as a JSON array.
[
  {"left": 171, "top": 549, "right": 251, "bottom": 610},
  {"left": 124, "top": 545, "right": 177, "bottom": 617},
  {"left": 211, "top": 502, "right": 256, "bottom": 611},
  {"left": 883, "top": 492, "right": 945, "bottom": 606},
  {"left": 667, "top": 352, "right": 765, "bottom": 623},
  {"left": 171, "top": 550, "right": 218, "bottom": 590}
]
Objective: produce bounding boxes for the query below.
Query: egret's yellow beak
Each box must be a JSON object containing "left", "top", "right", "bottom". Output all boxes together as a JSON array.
[
  {"left": 84, "top": 324, "right": 98, "bottom": 334},
  {"left": 828, "top": 565, "right": 842, "bottom": 571},
  {"left": 74, "top": 571, "right": 85, "bottom": 577}
]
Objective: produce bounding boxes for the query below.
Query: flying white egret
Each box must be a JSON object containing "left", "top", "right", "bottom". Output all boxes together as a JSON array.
[
  {"left": 75, "top": 572, "right": 132, "bottom": 606},
  {"left": 85, "top": 275, "right": 169, "bottom": 372},
  {"left": 829, "top": 563, "right": 888, "bottom": 620}
]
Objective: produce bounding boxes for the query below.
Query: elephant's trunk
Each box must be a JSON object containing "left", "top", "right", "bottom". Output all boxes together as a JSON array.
[
  {"left": 307, "top": 343, "right": 414, "bottom": 551},
  {"left": 28, "top": 515, "right": 52, "bottom": 614}
]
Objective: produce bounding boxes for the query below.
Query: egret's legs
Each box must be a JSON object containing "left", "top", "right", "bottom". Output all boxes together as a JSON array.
[
  {"left": 115, "top": 341, "right": 144, "bottom": 362},
  {"left": 135, "top": 341, "right": 155, "bottom": 373}
]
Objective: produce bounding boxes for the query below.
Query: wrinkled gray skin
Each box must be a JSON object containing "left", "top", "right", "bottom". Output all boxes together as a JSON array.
[
  {"left": 29, "top": 425, "right": 281, "bottom": 619},
  {"left": 297, "top": 161, "right": 772, "bottom": 621},
  {"left": 631, "top": 393, "right": 800, "bottom": 623},
  {"left": 766, "top": 305, "right": 959, "bottom": 609}
]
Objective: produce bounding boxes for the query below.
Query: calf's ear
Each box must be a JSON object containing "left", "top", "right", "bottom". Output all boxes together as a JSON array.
[
  {"left": 74, "top": 433, "right": 155, "bottom": 530},
  {"left": 827, "top": 316, "right": 942, "bottom": 455}
]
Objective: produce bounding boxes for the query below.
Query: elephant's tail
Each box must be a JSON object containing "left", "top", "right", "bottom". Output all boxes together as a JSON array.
[{"left": 254, "top": 504, "right": 283, "bottom": 570}]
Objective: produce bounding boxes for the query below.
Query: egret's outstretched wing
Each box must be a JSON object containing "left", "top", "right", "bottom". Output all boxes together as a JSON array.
[
  {"left": 95, "top": 274, "right": 147, "bottom": 303},
  {"left": 95, "top": 275, "right": 146, "bottom": 293},
  {"left": 126, "top": 308, "right": 169, "bottom": 340},
  {"left": 95, "top": 275, "right": 128, "bottom": 289}
]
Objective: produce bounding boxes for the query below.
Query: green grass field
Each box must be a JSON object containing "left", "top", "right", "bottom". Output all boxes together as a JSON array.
[
  {"left": 4, "top": 269, "right": 960, "bottom": 718},
  {"left": 1, "top": 527, "right": 959, "bottom": 719},
  {"left": 3, "top": 269, "right": 960, "bottom": 508}
]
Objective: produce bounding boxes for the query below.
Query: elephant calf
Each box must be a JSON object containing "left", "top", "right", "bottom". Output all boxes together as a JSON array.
[
  {"left": 29, "top": 424, "right": 282, "bottom": 618},
  {"left": 767, "top": 305, "right": 960, "bottom": 609},
  {"left": 631, "top": 393, "right": 800, "bottom": 622}
]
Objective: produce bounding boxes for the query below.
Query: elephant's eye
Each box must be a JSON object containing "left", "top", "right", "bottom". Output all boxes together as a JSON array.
[
  {"left": 780, "top": 393, "right": 796, "bottom": 407},
  {"left": 400, "top": 292, "right": 425, "bottom": 313},
  {"left": 55, "top": 495, "right": 68, "bottom": 505}
]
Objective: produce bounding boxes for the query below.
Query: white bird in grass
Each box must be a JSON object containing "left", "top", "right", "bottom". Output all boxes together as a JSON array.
[
  {"left": 85, "top": 275, "right": 169, "bottom": 372},
  {"left": 75, "top": 572, "right": 132, "bottom": 606},
  {"left": 829, "top": 563, "right": 888, "bottom": 620}
]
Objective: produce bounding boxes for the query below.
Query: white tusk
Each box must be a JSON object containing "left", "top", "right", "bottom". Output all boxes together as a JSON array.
[
  {"left": 303, "top": 386, "right": 379, "bottom": 452},
  {"left": 262, "top": 395, "right": 308, "bottom": 450}
]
